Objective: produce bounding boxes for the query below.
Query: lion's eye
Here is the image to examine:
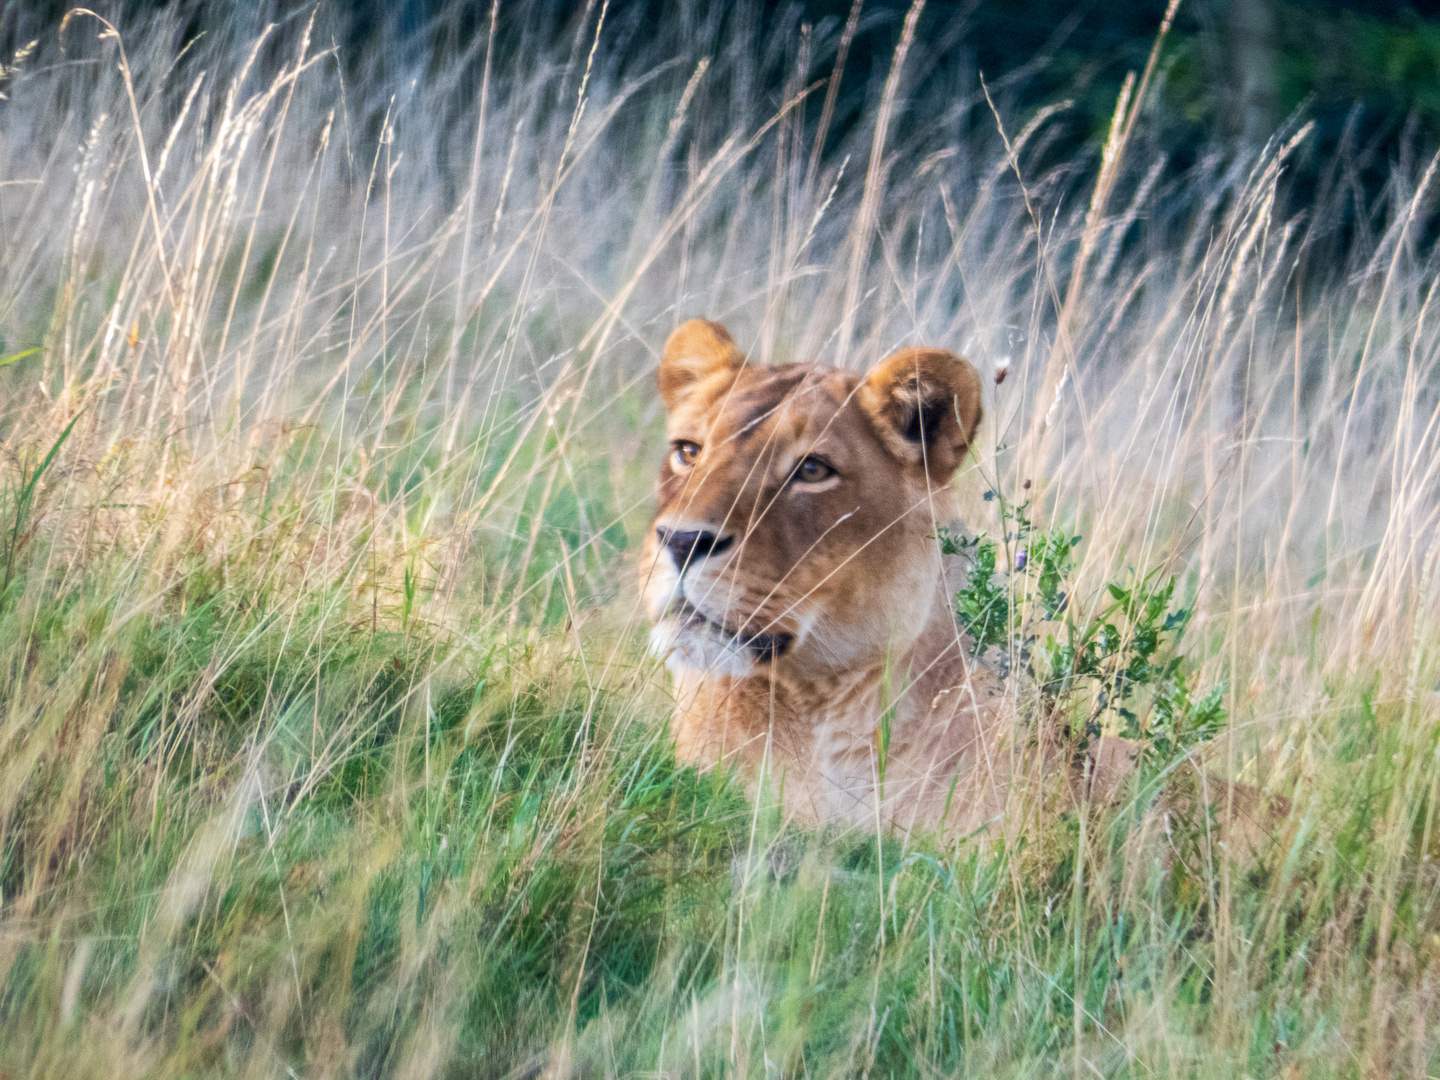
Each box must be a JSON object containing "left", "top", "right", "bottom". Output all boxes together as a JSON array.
[
  {"left": 670, "top": 441, "right": 701, "bottom": 470},
  {"left": 792, "top": 455, "right": 836, "bottom": 485}
]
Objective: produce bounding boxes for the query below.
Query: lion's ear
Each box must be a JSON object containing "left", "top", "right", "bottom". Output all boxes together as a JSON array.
[
  {"left": 859, "top": 347, "right": 983, "bottom": 481},
  {"left": 658, "top": 319, "right": 745, "bottom": 410}
]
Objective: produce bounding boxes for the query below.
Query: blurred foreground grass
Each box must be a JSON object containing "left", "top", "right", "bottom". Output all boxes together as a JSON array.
[{"left": 1, "top": 3, "right": 1438, "bottom": 1076}]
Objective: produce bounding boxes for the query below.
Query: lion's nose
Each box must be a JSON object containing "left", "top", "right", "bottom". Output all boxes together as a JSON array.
[{"left": 656, "top": 526, "right": 734, "bottom": 568}]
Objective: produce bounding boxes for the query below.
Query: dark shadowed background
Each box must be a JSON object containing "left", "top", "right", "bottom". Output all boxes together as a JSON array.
[{"left": 8, "top": 0, "right": 1440, "bottom": 190}]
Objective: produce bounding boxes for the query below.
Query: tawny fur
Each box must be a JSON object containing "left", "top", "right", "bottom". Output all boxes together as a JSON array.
[
  {"left": 640, "top": 318, "right": 1010, "bottom": 833},
  {"left": 640, "top": 318, "right": 1285, "bottom": 843}
]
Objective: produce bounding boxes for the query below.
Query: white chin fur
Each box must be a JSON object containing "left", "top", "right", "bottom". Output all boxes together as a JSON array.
[{"left": 648, "top": 618, "right": 757, "bottom": 679}]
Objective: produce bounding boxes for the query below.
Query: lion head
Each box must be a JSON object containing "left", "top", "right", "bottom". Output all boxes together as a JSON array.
[{"left": 641, "top": 318, "right": 983, "bottom": 681}]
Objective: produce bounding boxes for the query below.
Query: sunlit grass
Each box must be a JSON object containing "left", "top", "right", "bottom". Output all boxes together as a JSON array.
[{"left": 0, "top": 3, "right": 1437, "bottom": 1076}]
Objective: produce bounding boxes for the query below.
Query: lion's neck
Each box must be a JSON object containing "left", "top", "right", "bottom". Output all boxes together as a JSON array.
[{"left": 669, "top": 572, "right": 1006, "bottom": 829}]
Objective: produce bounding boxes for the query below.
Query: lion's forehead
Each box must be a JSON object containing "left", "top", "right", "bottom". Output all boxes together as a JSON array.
[
  {"left": 699, "top": 364, "right": 858, "bottom": 445},
  {"left": 655, "top": 360, "right": 913, "bottom": 527}
]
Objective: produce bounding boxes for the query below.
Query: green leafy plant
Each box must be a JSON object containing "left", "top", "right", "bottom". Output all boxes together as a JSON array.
[{"left": 937, "top": 489, "right": 1226, "bottom": 766}]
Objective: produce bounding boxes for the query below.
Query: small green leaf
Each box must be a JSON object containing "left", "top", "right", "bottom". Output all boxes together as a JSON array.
[{"left": 0, "top": 347, "right": 39, "bottom": 369}]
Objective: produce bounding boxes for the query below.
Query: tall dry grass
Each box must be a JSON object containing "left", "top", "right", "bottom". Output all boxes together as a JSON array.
[{"left": 0, "top": 2, "right": 1437, "bottom": 1076}]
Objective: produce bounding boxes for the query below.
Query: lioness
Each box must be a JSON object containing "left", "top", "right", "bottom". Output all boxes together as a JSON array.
[
  {"left": 640, "top": 317, "right": 1013, "bottom": 833},
  {"left": 640, "top": 318, "right": 1288, "bottom": 845}
]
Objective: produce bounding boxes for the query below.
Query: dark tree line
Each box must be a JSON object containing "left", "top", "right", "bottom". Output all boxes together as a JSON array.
[{"left": 4, "top": 0, "right": 1440, "bottom": 247}]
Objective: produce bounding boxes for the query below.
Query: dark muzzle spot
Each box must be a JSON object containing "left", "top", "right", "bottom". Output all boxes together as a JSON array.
[{"left": 743, "top": 631, "right": 794, "bottom": 662}]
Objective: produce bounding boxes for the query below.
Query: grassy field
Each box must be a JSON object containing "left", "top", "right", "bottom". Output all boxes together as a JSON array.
[{"left": 1, "top": 4, "right": 1438, "bottom": 1076}]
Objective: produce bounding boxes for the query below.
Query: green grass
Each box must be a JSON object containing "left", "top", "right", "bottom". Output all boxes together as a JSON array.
[
  {"left": 0, "top": 3, "right": 1438, "bottom": 1076},
  {"left": 1, "top": 561, "right": 1432, "bottom": 1077}
]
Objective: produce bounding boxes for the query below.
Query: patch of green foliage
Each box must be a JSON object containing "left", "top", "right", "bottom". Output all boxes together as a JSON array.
[{"left": 938, "top": 488, "right": 1227, "bottom": 767}]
